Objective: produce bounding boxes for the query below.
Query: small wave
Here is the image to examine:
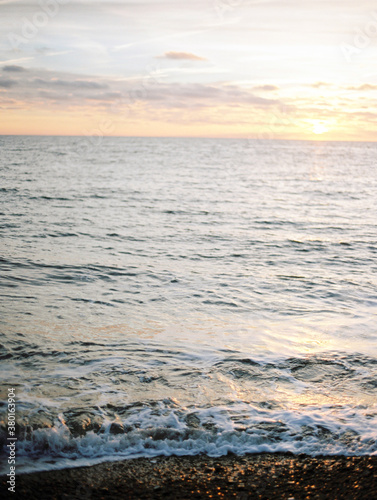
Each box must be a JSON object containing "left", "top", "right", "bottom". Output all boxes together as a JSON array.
[
  {"left": 47, "top": 232, "right": 79, "bottom": 238},
  {"left": 1, "top": 398, "right": 376, "bottom": 475},
  {"left": 28, "top": 196, "right": 72, "bottom": 201}
]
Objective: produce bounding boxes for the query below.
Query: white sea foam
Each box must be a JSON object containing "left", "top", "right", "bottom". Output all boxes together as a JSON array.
[{"left": 4, "top": 399, "right": 376, "bottom": 475}]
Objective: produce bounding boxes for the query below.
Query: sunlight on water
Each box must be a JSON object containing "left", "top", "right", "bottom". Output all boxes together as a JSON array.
[{"left": 1, "top": 137, "right": 376, "bottom": 473}]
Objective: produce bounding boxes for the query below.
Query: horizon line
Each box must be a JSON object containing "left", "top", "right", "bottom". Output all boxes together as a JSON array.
[{"left": 0, "top": 134, "right": 376, "bottom": 144}]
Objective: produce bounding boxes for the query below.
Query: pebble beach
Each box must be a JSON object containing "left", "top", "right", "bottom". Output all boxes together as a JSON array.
[{"left": 4, "top": 453, "right": 376, "bottom": 500}]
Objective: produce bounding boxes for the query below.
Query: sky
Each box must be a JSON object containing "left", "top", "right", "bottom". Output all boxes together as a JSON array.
[{"left": 0, "top": 0, "right": 377, "bottom": 140}]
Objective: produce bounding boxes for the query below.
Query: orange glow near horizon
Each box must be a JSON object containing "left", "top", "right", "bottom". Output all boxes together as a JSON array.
[
  {"left": 1, "top": 2, "right": 377, "bottom": 141},
  {"left": 1, "top": 105, "right": 375, "bottom": 142}
]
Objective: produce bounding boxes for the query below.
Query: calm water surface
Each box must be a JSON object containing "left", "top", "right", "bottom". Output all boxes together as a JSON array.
[{"left": 1, "top": 136, "right": 376, "bottom": 473}]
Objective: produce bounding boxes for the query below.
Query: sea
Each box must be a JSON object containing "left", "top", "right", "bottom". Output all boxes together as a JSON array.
[{"left": 1, "top": 136, "right": 376, "bottom": 475}]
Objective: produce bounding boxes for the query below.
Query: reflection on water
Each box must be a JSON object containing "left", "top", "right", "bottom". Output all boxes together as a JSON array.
[{"left": 0, "top": 136, "right": 376, "bottom": 472}]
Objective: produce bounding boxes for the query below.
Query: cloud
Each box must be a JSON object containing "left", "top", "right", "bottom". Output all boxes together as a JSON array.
[
  {"left": 88, "top": 91, "right": 123, "bottom": 101},
  {"left": 0, "top": 78, "right": 18, "bottom": 88},
  {"left": 122, "top": 82, "right": 280, "bottom": 109},
  {"left": 310, "top": 82, "right": 332, "bottom": 88},
  {"left": 346, "top": 84, "right": 377, "bottom": 91},
  {"left": 156, "top": 51, "right": 207, "bottom": 61},
  {"left": 33, "top": 78, "right": 108, "bottom": 90},
  {"left": 252, "top": 84, "right": 279, "bottom": 92},
  {"left": 54, "top": 79, "right": 108, "bottom": 90},
  {"left": 0, "top": 66, "right": 281, "bottom": 111},
  {"left": 2, "top": 65, "right": 27, "bottom": 72},
  {"left": 38, "top": 90, "right": 69, "bottom": 101}
]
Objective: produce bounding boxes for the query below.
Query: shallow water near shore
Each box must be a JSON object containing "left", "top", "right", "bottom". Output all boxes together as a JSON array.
[{"left": 1, "top": 136, "right": 376, "bottom": 474}]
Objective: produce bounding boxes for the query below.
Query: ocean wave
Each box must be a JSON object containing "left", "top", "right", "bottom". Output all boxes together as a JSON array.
[{"left": 1, "top": 398, "right": 376, "bottom": 475}]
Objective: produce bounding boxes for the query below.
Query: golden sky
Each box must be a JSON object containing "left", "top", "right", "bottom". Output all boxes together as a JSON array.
[{"left": 1, "top": 0, "right": 377, "bottom": 140}]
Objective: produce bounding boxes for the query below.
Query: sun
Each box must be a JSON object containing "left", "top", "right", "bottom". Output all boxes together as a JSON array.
[
  {"left": 304, "top": 119, "right": 332, "bottom": 136},
  {"left": 312, "top": 122, "right": 329, "bottom": 135}
]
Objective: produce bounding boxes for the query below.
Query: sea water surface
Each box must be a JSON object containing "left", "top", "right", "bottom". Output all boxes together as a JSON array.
[{"left": 0, "top": 136, "right": 376, "bottom": 474}]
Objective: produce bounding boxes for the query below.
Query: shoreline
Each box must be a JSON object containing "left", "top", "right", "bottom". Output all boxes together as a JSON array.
[{"left": 2, "top": 453, "right": 376, "bottom": 499}]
